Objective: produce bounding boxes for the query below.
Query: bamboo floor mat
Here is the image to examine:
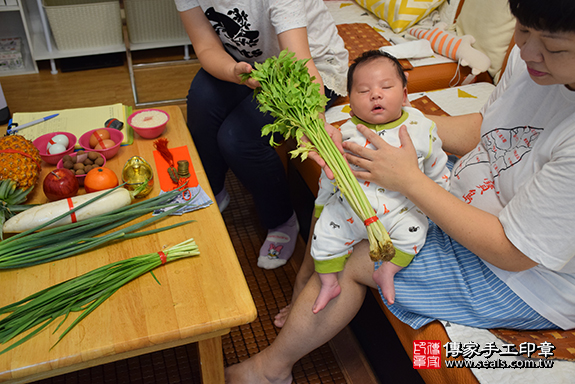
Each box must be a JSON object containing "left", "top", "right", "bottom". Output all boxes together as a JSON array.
[
  {"left": 33, "top": 171, "right": 346, "bottom": 384},
  {"left": 220, "top": 172, "right": 347, "bottom": 384}
]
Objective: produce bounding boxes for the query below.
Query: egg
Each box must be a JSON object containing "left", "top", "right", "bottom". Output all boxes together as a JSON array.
[
  {"left": 94, "top": 139, "right": 116, "bottom": 150},
  {"left": 89, "top": 129, "right": 111, "bottom": 148},
  {"left": 47, "top": 143, "right": 67, "bottom": 154},
  {"left": 48, "top": 134, "right": 70, "bottom": 149}
]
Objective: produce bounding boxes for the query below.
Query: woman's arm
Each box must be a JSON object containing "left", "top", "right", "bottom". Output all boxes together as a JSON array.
[
  {"left": 277, "top": 27, "right": 326, "bottom": 98},
  {"left": 278, "top": 27, "right": 346, "bottom": 177},
  {"left": 426, "top": 113, "right": 483, "bottom": 156},
  {"left": 179, "top": 7, "right": 257, "bottom": 87},
  {"left": 344, "top": 124, "right": 538, "bottom": 272}
]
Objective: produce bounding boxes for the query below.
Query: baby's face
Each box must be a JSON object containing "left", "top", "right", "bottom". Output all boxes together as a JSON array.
[{"left": 349, "top": 58, "right": 407, "bottom": 125}]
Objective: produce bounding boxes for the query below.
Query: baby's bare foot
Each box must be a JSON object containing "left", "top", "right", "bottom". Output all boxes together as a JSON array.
[
  {"left": 312, "top": 282, "right": 341, "bottom": 314},
  {"left": 373, "top": 263, "right": 401, "bottom": 305},
  {"left": 274, "top": 304, "right": 291, "bottom": 328},
  {"left": 375, "top": 272, "right": 396, "bottom": 304}
]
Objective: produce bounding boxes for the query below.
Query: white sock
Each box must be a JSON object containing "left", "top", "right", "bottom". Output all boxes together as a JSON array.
[
  {"left": 215, "top": 188, "right": 230, "bottom": 212},
  {"left": 257, "top": 212, "right": 299, "bottom": 269}
]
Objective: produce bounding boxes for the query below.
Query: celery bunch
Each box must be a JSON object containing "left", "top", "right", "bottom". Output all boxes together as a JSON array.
[{"left": 244, "top": 50, "right": 394, "bottom": 262}]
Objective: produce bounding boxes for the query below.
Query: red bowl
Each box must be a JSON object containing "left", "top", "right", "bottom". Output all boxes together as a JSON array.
[
  {"left": 33, "top": 132, "right": 77, "bottom": 165},
  {"left": 128, "top": 109, "right": 169, "bottom": 139},
  {"left": 56, "top": 151, "right": 106, "bottom": 187},
  {"left": 78, "top": 128, "right": 123, "bottom": 159}
]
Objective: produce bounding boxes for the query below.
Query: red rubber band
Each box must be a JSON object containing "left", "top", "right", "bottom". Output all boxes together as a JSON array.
[
  {"left": 66, "top": 198, "right": 77, "bottom": 223},
  {"left": 158, "top": 251, "right": 167, "bottom": 265},
  {"left": 363, "top": 216, "right": 379, "bottom": 226},
  {"left": 95, "top": 133, "right": 106, "bottom": 148}
]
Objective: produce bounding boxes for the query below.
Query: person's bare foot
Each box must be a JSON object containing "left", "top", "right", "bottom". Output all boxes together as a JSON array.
[
  {"left": 373, "top": 262, "right": 402, "bottom": 304},
  {"left": 312, "top": 280, "right": 341, "bottom": 314},
  {"left": 225, "top": 354, "right": 292, "bottom": 384},
  {"left": 274, "top": 304, "right": 291, "bottom": 328}
]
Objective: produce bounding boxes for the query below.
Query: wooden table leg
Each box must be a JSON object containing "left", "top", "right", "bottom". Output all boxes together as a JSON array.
[{"left": 198, "top": 336, "right": 225, "bottom": 384}]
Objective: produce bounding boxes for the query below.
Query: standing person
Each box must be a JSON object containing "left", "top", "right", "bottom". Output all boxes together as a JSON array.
[
  {"left": 174, "top": 0, "right": 348, "bottom": 269},
  {"left": 225, "top": 0, "right": 575, "bottom": 382},
  {"left": 311, "top": 50, "right": 450, "bottom": 313}
]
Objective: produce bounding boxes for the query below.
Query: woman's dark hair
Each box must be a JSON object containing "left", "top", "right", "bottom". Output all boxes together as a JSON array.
[
  {"left": 347, "top": 50, "right": 407, "bottom": 94},
  {"left": 509, "top": 0, "right": 575, "bottom": 33}
]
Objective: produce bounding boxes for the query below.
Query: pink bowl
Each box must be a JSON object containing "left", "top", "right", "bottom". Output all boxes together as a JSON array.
[
  {"left": 33, "top": 132, "right": 77, "bottom": 165},
  {"left": 79, "top": 128, "right": 123, "bottom": 159},
  {"left": 56, "top": 151, "right": 106, "bottom": 187},
  {"left": 128, "top": 109, "right": 169, "bottom": 139}
]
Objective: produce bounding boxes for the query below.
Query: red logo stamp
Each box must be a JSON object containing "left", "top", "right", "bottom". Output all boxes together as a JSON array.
[{"left": 413, "top": 340, "right": 441, "bottom": 369}]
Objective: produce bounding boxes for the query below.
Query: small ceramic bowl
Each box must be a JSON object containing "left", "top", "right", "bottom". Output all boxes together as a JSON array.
[
  {"left": 33, "top": 132, "right": 77, "bottom": 165},
  {"left": 56, "top": 151, "right": 106, "bottom": 187},
  {"left": 128, "top": 109, "right": 169, "bottom": 139},
  {"left": 79, "top": 128, "right": 123, "bottom": 159}
]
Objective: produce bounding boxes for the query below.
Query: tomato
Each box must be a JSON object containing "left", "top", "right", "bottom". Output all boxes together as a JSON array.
[{"left": 84, "top": 167, "right": 119, "bottom": 193}]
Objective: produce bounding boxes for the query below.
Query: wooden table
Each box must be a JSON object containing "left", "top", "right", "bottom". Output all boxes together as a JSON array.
[{"left": 0, "top": 106, "right": 257, "bottom": 383}]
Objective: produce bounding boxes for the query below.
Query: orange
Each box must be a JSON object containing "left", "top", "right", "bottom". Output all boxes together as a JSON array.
[{"left": 84, "top": 167, "right": 119, "bottom": 193}]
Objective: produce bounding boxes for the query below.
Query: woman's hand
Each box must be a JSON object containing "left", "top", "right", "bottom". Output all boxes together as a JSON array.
[
  {"left": 343, "top": 124, "right": 421, "bottom": 193},
  {"left": 306, "top": 122, "right": 344, "bottom": 180},
  {"left": 234, "top": 62, "right": 261, "bottom": 89},
  {"left": 345, "top": 124, "right": 538, "bottom": 272}
]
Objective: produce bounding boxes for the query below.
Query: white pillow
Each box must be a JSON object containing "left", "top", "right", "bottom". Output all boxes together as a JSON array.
[{"left": 455, "top": 0, "right": 516, "bottom": 81}]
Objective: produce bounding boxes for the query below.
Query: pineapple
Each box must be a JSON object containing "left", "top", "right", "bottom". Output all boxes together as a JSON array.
[{"left": 0, "top": 135, "right": 42, "bottom": 237}]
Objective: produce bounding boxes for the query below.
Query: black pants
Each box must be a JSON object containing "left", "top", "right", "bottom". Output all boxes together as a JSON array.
[{"left": 187, "top": 68, "right": 337, "bottom": 229}]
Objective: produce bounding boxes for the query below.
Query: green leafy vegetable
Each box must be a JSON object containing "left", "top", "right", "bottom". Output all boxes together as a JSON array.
[{"left": 244, "top": 50, "right": 394, "bottom": 262}]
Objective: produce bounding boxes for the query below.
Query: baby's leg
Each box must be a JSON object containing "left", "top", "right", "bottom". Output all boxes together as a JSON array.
[
  {"left": 313, "top": 272, "right": 341, "bottom": 314},
  {"left": 373, "top": 262, "right": 403, "bottom": 305}
]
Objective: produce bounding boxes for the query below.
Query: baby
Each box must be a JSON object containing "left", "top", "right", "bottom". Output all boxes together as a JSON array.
[{"left": 311, "top": 50, "right": 450, "bottom": 313}]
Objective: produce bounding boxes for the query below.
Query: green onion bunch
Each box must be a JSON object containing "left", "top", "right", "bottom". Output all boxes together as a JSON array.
[
  {"left": 0, "top": 185, "right": 196, "bottom": 269},
  {"left": 244, "top": 50, "right": 394, "bottom": 262},
  {"left": 0, "top": 238, "right": 199, "bottom": 355}
]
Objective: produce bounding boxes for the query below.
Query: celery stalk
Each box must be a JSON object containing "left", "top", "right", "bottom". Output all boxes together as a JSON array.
[{"left": 244, "top": 50, "right": 394, "bottom": 261}]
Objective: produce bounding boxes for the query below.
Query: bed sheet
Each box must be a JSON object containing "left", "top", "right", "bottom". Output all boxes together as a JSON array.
[
  {"left": 324, "top": 1, "right": 453, "bottom": 67},
  {"left": 325, "top": 81, "right": 575, "bottom": 383}
]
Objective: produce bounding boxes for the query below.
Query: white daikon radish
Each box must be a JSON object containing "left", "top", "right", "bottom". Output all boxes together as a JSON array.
[{"left": 3, "top": 188, "right": 132, "bottom": 233}]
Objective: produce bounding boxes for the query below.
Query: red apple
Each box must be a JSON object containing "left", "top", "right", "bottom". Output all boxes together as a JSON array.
[{"left": 43, "top": 168, "right": 79, "bottom": 201}]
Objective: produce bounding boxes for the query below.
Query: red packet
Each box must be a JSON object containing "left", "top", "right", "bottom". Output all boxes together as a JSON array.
[{"left": 153, "top": 145, "right": 199, "bottom": 191}]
